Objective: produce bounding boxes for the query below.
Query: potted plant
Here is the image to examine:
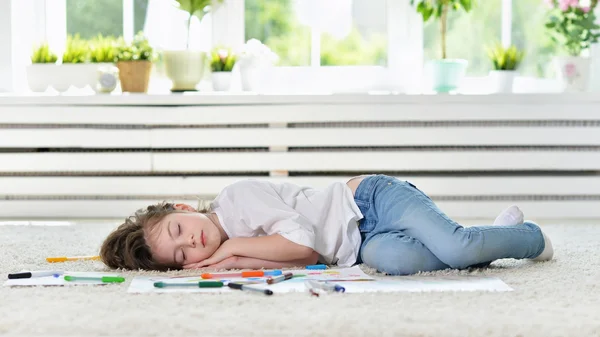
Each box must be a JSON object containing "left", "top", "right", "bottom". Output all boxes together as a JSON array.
[
  {"left": 545, "top": 0, "right": 600, "bottom": 92},
  {"left": 486, "top": 43, "right": 524, "bottom": 93},
  {"left": 163, "top": 0, "right": 224, "bottom": 92},
  {"left": 411, "top": 0, "right": 474, "bottom": 93},
  {"left": 26, "top": 43, "right": 58, "bottom": 92},
  {"left": 210, "top": 47, "right": 236, "bottom": 91},
  {"left": 237, "top": 39, "right": 279, "bottom": 91},
  {"left": 115, "top": 32, "right": 155, "bottom": 93},
  {"left": 55, "top": 34, "right": 92, "bottom": 91}
]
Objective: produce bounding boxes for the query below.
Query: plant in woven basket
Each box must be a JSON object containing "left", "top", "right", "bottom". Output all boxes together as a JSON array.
[
  {"left": 115, "top": 32, "right": 155, "bottom": 93},
  {"left": 210, "top": 47, "right": 237, "bottom": 72},
  {"left": 486, "top": 43, "right": 524, "bottom": 71},
  {"left": 62, "top": 34, "right": 90, "bottom": 64},
  {"left": 31, "top": 43, "right": 58, "bottom": 63},
  {"left": 115, "top": 32, "right": 155, "bottom": 62}
]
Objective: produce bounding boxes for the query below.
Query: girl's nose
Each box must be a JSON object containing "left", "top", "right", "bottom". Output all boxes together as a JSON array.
[{"left": 189, "top": 234, "right": 196, "bottom": 248}]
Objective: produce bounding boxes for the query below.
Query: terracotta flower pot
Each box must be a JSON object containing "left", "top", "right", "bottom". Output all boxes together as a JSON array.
[{"left": 116, "top": 60, "right": 152, "bottom": 93}]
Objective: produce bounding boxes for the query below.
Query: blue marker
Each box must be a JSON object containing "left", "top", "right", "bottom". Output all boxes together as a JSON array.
[
  {"left": 306, "top": 264, "right": 327, "bottom": 270},
  {"left": 264, "top": 270, "right": 282, "bottom": 276},
  {"left": 323, "top": 282, "right": 346, "bottom": 293}
]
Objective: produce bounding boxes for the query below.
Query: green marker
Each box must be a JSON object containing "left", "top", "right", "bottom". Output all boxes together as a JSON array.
[
  {"left": 292, "top": 274, "right": 307, "bottom": 278},
  {"left": 154, "top": 281, "right": 224, "bottom": 288},
  {"left": 64, "top": 275, "right": 125, "bottom": 283}
]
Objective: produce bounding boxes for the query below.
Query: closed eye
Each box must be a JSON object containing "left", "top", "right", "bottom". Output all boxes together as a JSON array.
[{"left": 178, "top": 223, "right": 181, "bottom": 236}]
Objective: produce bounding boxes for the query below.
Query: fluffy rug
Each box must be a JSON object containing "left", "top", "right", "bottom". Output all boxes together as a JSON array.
[{"left": 1, "top": 220, "right": 599, "bottom": 337}]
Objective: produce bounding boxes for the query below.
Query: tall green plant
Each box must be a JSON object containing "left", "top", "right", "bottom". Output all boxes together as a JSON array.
[
  {"left": 410, "top": 0, "right": 475, "bottom": 59},
  {"left": 31, "top": 43, "right": 58, "bottom": 63},
  {"left": 173, "top": 0, "right": 224, "bottom": 49},
  {"left": 62, "top": 34, "right": 90, "bottom": 64}
]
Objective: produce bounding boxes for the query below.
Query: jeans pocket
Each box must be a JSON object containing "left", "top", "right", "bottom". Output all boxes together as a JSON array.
[{"left": 405, "top": 181, "right": 432, "bottom": 200}]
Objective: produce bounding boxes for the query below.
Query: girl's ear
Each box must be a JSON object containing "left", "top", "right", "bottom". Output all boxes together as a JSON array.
[{"left": 173, "top": 203, "right": 196, "bottom": 212}]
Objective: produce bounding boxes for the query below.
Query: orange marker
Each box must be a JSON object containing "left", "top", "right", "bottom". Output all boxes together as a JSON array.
[{"left": 46, "top": 255, "right": 101, "bottom": 263}]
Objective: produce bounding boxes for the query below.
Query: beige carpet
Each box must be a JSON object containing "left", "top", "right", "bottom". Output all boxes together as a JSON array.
[{"left": 1, "top": 220, "right": 599, "bottom": 337}]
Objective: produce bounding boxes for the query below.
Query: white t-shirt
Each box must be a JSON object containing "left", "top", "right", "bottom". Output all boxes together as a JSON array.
[{"left": 210, "top": 179, "right": 364, "bottom": 267}]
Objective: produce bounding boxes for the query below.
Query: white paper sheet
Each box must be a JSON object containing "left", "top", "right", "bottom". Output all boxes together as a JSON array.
[{"left": 127, "top": 266, "right": 512, "bottom": 294}]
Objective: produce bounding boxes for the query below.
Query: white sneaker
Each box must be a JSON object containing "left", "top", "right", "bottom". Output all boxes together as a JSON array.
[
  {"left": 493, "top": 205, "right": 524, "bottom": 226},
  {"left": 532, "top": 231, "right": 554, "bottom": 261}
]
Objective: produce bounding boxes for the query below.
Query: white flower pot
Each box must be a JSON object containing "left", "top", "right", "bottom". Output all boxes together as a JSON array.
[
  {"left": 489, "top": 70, "right": 517, "bottom": 93},
  {"left": 163, "top": 50, "right": 205, "bottom": 92},
  {"left": 554, "top": 56, "right": 591, "bottom": 92},
  {"left": 211, "top": 72, "right": 232, "bottom": 91},
  {"left": 26, "top": 64, "right": 59, "bottom": 92},
  {"left": 238, "top": 57, "right": 272, "bottom": 92},
  {"left": 52, "top": 63, "right": 114, "bottom": 92}
]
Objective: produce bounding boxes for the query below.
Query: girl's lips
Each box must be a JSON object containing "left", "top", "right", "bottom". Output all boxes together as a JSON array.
[{"left": 201, "top": 230, "right": 205, "bottom": 247}]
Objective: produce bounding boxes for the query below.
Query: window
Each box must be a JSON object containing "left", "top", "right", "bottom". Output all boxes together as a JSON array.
[
  {"left": 423, "top": 0, "right": 502, "bottom": 76},
  {"left": 244, "top": 0, "right": 387, "bottom": 67},
  {"left": 65, "top": 0, "right": 149, "bottom": 39},
  {"left": 512, "top": 0, "right": 557, "bottom": 78},
  {"left": 8, "top": 0, "right": 598, "bottom": 93}
]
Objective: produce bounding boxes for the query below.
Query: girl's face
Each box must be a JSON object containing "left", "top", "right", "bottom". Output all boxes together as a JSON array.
[{"left": 147, "top": 208, "right": 225, "bottom": 268}]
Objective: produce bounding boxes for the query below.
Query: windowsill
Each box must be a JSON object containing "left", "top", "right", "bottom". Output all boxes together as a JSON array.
[{"left": 2, "top": 90, "right": 600, "bottom": 106}]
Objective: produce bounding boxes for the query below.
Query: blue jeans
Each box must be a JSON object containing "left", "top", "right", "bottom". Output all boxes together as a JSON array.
[{"left": 353, "top": 175, "right": 546, "bottom": 275}]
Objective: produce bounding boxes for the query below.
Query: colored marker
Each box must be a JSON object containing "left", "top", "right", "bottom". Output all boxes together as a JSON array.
[
  {"left": 306, "top": 264, "right": 327, "bottom": 270},
  {"left": 154, "top": 281, "right": 223, "bottom": 288},
  {"left": 228, "top": 282, "right": 273, "bottom": 296},
  {"left": 305, "top": 279, "right": 345, "bottom": 294},
  {"left": 46, "top": 255, "right": 100, "bottom": 263},
  {"left": 201, "top": 270, "right": 282, "bottom": 279},
  {"left": 266, "top": 272, "right": 293, "bottom": 285},
  {"left": 322, "top": 282, "right": 346, "bottom": 293},
  {"left": 8, "top": 271, "right": 64, "bottom": 279},
  {"left": 304, "top": 280, "right": 324, "bottom": 297},
  {"left": 64, "top": 275, "right": 125, "bottom": 283}
]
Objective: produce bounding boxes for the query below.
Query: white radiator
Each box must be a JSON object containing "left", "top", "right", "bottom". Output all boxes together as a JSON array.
[{"left": 0, "top": 93, "right": 599, "bottom": 220}]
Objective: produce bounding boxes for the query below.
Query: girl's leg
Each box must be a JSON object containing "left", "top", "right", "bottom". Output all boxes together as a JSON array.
[
  {"left": 374, "top": 179, "right": 547, "bottom": 269},
  {"left": 360, "top": 231, "right": 450, "bottom": 275}
]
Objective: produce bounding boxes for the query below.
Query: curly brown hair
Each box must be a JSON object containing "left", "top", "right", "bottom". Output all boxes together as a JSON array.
[{"left": 100, "top": 201, "right": 210, "bottom": 271}]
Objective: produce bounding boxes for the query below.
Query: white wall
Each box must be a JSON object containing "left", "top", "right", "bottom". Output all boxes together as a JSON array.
[{"left": 0, "top": 0, "right": 13, "bottom": 92}]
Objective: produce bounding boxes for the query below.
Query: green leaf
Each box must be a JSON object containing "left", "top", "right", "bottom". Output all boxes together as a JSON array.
[
  {"left": 459, "top": 0, "right": 472, "bottom": 11},
  {"left": 175, "top": 0, "right": 193, "bottom": 14}
]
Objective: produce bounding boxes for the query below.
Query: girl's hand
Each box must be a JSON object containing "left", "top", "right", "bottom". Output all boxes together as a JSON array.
[
  {"left": 183, "top": 242, "right": 233, "bottom": 269},
  {"left": 206, "top": 256, "right": 240, "bottom": 270}
]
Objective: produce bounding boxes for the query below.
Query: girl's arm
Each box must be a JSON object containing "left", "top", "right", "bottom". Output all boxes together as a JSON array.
[
  {"left": 183, "top": 235, "right": 317, "bottom": 269},
  {"left": 222, "top": 251, "right": 319, "bottom": 270},
  {"left": 226, "top": 234, "right": 314, "bottom": 262}
]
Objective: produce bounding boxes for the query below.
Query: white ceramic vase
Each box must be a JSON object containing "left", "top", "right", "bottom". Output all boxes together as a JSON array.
[
  {"left": 238, "top": 57, "right": 271, "bottom": 91},
  {"left": 163, "top": 50, "right": 205, "bottom": 92},
  {"left": 489, "top": 70, "right": 517, "bottom": 93},
  {"left": 211, "top": 72, "right": 232, "bottom": 91},
  {"left": 554, "top": 56, "right": 591, "bottom": 92}
]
